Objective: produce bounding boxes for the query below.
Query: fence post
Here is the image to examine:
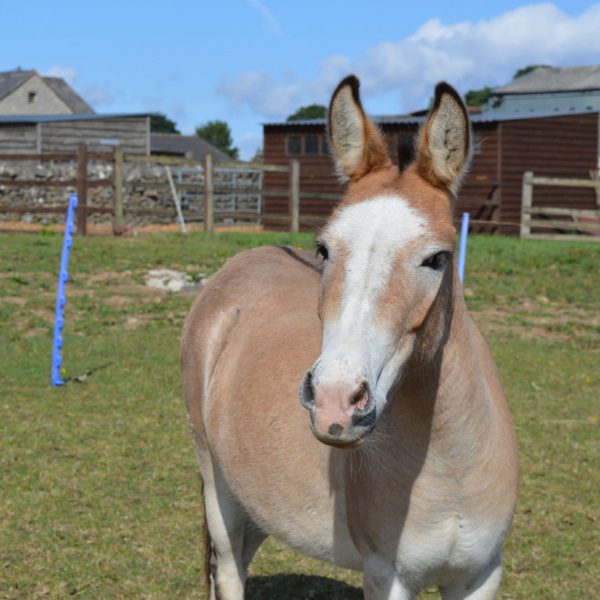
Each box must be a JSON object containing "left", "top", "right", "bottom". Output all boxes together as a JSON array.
[
  {"left": 76, "top": 145, "right": 88, "bottom": 235},
  {"left": 520, "top": 171, "right": 534, "bottom": 239},
  {"left": 204, "top": 153, "right": 214, "bottom": 234},
  {"left": 289, "top": 159, "right": 300, "bottom": 233},
  {"left": 113, "top": 146, "right": 124, "bottom": 232},
  {"left": 590, "top": 169, "right": 600, "bottom": 209}
]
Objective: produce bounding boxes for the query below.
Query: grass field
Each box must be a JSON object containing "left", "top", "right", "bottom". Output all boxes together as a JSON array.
[{"left": 1, "top": 230, "right": 599, "bottom": 599}]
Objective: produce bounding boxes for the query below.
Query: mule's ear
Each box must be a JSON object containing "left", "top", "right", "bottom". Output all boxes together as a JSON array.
[
  {"left": 328, "top": 75, "right": 390, "bottom": 182},
  {"left": 414, "top": 82, "right": 472, "bottom": 193}
]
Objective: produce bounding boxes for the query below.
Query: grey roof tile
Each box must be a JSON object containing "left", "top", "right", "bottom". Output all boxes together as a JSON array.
[{"left": 492, "top": 66, "right": 600, "bottom": 95}]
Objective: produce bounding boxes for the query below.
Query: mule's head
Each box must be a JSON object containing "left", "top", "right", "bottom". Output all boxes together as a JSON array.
[{"left": 299, "top": 76, "right": 471, "bottom": 448}]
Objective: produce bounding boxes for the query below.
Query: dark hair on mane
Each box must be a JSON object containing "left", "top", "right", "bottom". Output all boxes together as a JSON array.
[{"left": 397, "top": 134, "right": 416, "bottom": 173}]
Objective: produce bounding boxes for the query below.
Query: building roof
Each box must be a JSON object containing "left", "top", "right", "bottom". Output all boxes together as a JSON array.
[
  {"left": 0, "top": 69, "right": 35, "bottom": 100},
  {"left": 0, "top": 69, "right": 94, "bottom": 113},
  {"left": 150, "top": 133, "right": 233, "bottom": 162},
  {"left": 43, "top": 77, "right": 94, "bottom": 113},
  {"left": 0, "top": 113, "right": 149, "bottom": 124},
  {"left": 492, "top": 65, "right": 600, "bottom": 95},
  {"left": 263, "top": 106, "right": 599, "bottom": 128}
]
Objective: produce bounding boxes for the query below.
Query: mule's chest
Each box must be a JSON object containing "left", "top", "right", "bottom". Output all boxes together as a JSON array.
[{"left": 346, "top": 458, "right": 512, "bottom": 587}]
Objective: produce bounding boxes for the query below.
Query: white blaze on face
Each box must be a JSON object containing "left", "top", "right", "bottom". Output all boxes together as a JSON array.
[{"left": 316, "top": 195, "right": 428, "bottom": 402}]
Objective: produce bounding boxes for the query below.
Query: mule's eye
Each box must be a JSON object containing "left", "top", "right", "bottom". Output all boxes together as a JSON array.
[
  {"left": 316, "top": 243, "right": 329, "bottom": 261},
  {"left": 422, "top": 251, "right": 450, "bottom": 271}
]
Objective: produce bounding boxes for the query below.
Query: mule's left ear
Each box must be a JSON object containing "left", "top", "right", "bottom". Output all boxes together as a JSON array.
[{"left": 414, "top": 82, "right": 472, "bottom": 194}]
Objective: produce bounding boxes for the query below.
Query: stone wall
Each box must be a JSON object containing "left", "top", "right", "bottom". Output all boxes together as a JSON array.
[{"left": 0, "top": 159, "right": 261, "bottom": 227}]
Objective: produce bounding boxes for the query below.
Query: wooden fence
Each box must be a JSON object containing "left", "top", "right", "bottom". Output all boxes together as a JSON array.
[
  {"left": 520, "top": 171, "right": 600, "bottom": 242},
  {"left": 115, "top": 151, "right": 321, "bottom": 234},
  {"left": 0, "top": 147, "right": 114, "bottom": 235},
  {"left": 0, "top": 147, "right": 333, "bottom": 235}
]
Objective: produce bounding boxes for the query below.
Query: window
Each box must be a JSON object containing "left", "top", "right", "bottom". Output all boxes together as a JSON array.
[
  {"left": 28, "top": 91, "right": 37, "bottom": 104},
  {"left": 287, "top": 136, "right": 301, "bottom": 155},
  {"left": 286, "top": 135, "right": 331, "bottom": 156},
  {"left": 472, "top": 134, "right": 483, "bottom": 155},
  {"left": 305, "top": 136, "right": 319, "bottom": 155}
]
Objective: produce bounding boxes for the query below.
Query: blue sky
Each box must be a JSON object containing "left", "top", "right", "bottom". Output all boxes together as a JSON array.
[{"left": 2, "top": 1, "right": 600, "bottom": 159}]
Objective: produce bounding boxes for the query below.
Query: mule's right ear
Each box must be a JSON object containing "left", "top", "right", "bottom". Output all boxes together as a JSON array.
[{"left": 328, "top": 75, "right": 390, "bottom": 182}]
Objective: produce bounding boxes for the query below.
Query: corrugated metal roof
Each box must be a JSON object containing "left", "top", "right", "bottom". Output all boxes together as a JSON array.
[
  {"left": 0, "top": 113, "right": 150, "bottom": 124},
  {"left": 150, "top": 133, "right": 232, "bottom": 161},
  {"left": 264, "top": 106, "right": 599, "bottom": 128},
  {"left": 492, "top": 66, "right": 600, "bottom": 95}
]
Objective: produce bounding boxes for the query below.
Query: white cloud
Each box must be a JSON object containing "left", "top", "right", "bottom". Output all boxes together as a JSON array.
[
  {"left": 218, "top": 3, "right": 600, "bottom": 119},
  {"left": 42, "top": 65, "right": 81, "bottom": 85},
  {"left": 79, "top": 84, "right": 114, "bottom": 107},
  {"left": 243, "top": 0, "right": 282, "bottom": 35}
]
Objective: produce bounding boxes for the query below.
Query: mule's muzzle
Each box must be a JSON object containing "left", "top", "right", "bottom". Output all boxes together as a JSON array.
[{"left": 299, "top": 370, "right": 376, "bottom": 448}]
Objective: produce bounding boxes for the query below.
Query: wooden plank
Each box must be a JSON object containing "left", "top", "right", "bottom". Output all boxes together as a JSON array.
[
  {"left": 520, "top": 171, "right": 534, "bottom": 238},
  {"left": 522, "top": 233, "right": 600, "bottom": 242},
  {"left": 114, "top": 146, "right": 124, "bottom": 229},
  {"left": 0, "top": 206, "right": 113, "bottom": 215},
  {"left": 204, "top": 154, "right": 214, "bottom": 234},
  {"left": 0, "top": 152, "right": 113, "bottom": 161},
  {"left": 289, "top": 159, "right": 300, "bottom": 233},
  {"left": 0, "top": 179, "right": 112, "bottom": 188},
  {"left": 300, "top": 190, "right": 343, "bottom": 201},
  {"left": 531, "top": 176, "right": 600, "bottom": 188},
  {"left": 76, "top": 145, "right": 88, "bottom": 236},
  {"left": 0, "top": 206, "right": 68, "bottom": 214},
  {"left": 523, "top": 206, "right": 600, "bottom": 218},
  {"left": 125, "top": 153, "right": 201, "bottom": 166},
  {"left": 524, "top": 218, "right": 597, "bottom": 231},
  {"left": 215, "top": 160, "right": 289, "bottom": 173},
  {"left": 124, "top": 152, "right": 291, "bottom": 172}
]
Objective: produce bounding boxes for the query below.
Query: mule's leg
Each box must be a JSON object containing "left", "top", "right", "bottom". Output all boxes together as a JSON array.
[
  {"left": 363, "top": 556, "right": 416, "bottom": 600},
  {"left": 241, "top": 521, "right": 268, "bottom": 571},
  {"left": 203, "top": 469, "right": 247, "bottom": 600},
  {"left": 439, "top": 553, "right": 503, "bottom": 600}
]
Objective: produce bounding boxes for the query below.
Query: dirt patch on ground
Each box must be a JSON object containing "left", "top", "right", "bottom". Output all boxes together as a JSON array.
[
  {"left": 2, "top": 296, "right": 28, "bottom": 306},
  {"left": 471, "top": 302, "right": 599, "bottom": 342}
]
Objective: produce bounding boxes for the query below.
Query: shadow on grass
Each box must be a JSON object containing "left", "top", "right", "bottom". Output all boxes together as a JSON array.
[{"left": 246, "top": 574, "right": 363, "bottom": 599}]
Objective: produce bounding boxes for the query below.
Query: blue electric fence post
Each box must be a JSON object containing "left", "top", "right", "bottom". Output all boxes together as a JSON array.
[
  {"left": 458, "top": 212, "right": 469, "bottom": 283},
  {"left": 51, "top": 193, "right": 78, "bottom": 386}
]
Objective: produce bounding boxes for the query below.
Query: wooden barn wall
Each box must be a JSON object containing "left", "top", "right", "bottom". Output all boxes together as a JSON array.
[
  {"left": 499, "top": 113, "right": 599, "bottom": 234},
  {"left": 263, "top": 121, "right": 501, "bottom": 230},
  {"left": 41, "top": 117, "right": 149, "bottom": 155},
  {"left": 263, "top": 124, "right": 341, "bottom": 229},
  {"left": 455, "top": 123, "right": 500, "bottom": 232},
  {"left": 0, "top": 125, "right": 37, "bottom": 154}
]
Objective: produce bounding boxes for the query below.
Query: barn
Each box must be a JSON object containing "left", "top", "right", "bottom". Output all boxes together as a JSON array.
[
  {"left": 263, "top": 108, "right": 600, "bottom": 234},
  {"left": 0, "top": 113, "right": 150, "bottom": 155}
]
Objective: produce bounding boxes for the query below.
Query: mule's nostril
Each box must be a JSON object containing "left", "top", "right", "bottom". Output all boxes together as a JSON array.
[
  {"left": 350, "top": 381, "right": 369, "bottom": 411},
  {"left": 328, "top": 423, "right": 344, "bottom": 436},
  {"left": 299, "top": 369, "right": 316, "bottom": 409}
]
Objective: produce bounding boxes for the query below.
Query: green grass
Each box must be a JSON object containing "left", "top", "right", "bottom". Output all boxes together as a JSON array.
[{"left": 1, "top": 231, "right": 599, "bottom": 599}]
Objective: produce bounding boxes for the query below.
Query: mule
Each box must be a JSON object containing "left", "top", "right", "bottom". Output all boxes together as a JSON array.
[{"left": 181, "top": 76, "right": 519, "bottom": 600}]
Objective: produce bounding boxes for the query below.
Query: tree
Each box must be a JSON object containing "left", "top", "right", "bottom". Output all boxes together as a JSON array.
[
  {"left": 150, "top": 113, "right": 180, "bottom": 134},
  {"left": 513, "top": 65, "right": 551, "bottom": 80},
  {"left": 195, "top": 120, "right": 239, "bottom": 159},
  {"left": 286, "top": 104, "right": 327, "bottom": 121},
  {"left": 464, "top": 86, "right": 494, "bottom": 108}
]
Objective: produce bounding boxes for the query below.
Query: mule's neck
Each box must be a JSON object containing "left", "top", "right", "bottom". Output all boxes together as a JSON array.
[{"left": 393, "top": 266, "right": 495, "bottom": 457}]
